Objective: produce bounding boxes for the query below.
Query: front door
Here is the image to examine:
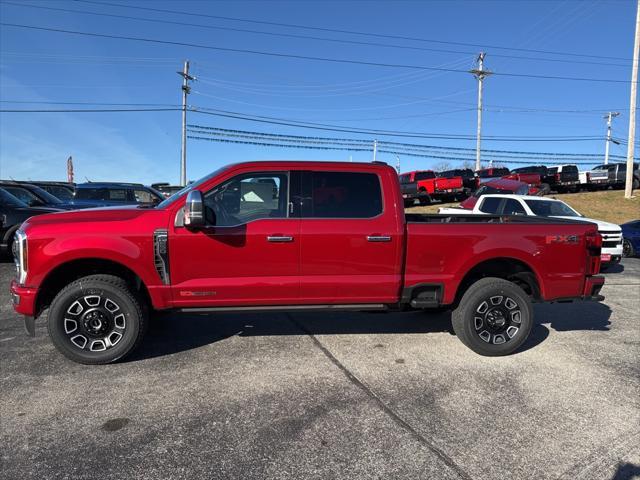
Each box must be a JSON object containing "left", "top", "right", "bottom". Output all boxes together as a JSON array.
[{"left": 169, "top": 171, "right": 300, "bottom": 307}]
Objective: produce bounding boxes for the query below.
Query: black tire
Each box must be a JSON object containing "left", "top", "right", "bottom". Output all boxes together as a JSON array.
[
  {"left": 404, "top": 199, "right": 414, "bottom": 208},
  {"left": 623, "top": 239, "right": 635, "bottom": 258},
  {"left": 633, "top": 177, "right": 640, "bottom": 189},
  {"left": 452, "top": 277, "right": 533, "bottom": 356},
  {"left": 418, "top": 194, "right": 432, "bottom": 206},
  {"left": 47, "top": 274, "right": 147, "bottom": 364}
]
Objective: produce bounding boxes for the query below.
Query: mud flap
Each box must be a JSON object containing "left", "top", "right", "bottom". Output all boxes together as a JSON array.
[{"left": 24, "top": 316, "right": 35, "bottom": 337}]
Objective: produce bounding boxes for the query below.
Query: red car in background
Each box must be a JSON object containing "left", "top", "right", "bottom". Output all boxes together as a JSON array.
[
  {"left": 399, "top": 170, "right": 464, "bottom": 206},
  {"left": 459, "top": 178, "right": 536, "bottom": 210}
]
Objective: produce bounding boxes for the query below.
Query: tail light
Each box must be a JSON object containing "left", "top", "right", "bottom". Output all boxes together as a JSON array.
[
  {"left": 555, "top": 173, "right": 561, "bottom": 182},
  {"left": 585, "top": 229, "right": 602, "bottom": 275},
  {"left": 586, "top": 172, "right": 591, "bottom": 182}
]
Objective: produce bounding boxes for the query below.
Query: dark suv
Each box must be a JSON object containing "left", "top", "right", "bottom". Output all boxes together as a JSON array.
[
  {"left": 0, "top": 188, "right": 61, "bottom": 256},
  {"left": 27, "top": 181, "right": 75, "bottom": 201},
  {"left": 70, "top": 183, "right": 164, "bottom": 208},
  {"left": 0, "top": 181, "right": 77, "bottom": 210}
]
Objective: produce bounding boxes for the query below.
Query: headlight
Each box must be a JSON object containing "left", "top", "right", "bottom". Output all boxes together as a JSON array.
[{"left": 13, "top": 229, "right": 27, "bottom": 285}]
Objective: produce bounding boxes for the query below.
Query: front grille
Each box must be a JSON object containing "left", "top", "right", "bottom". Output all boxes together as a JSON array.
[{"left": 603, "top": 241, "right": 621, "bottom": 248}]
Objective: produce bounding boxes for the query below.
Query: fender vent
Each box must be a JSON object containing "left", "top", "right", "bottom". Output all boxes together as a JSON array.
[{"left": 153, "top": 229, "right": 170, "bottom": 285}]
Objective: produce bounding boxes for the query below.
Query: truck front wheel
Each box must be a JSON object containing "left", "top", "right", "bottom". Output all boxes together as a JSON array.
[
  {"left": 47, "top": 274, "right": 147, "bottom": 364},
  {"left": 452, "top": 277, "right": 533, "bottom": 356}
]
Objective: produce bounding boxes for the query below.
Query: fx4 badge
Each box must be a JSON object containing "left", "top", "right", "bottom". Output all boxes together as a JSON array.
[{"left": 546, "top": 234, "right": 579, "bottom": 244}]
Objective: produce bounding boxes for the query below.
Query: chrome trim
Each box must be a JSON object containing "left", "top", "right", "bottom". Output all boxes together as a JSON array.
[
  {"left": 14, "top": 229, "right": 27, "bottom": 285},
  {"left": 267, "top": 235, "right": 293, "bottom": 242},
  {"left": 153, "top": 229, "right": 170, "bottom": 285},
  {"left": 366, "top": 235, "right": 392, "bottom": 242}
]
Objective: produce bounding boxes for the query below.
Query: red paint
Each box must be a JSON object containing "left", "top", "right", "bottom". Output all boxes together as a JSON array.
[
  {"left": 399, "top": 170, "right": 464, "bottom": 198},
  {"left": 12, "top": 161, "right": 603, "bottom": 318}
]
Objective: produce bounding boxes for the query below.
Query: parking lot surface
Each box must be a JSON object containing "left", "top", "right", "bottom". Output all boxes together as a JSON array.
[{"left": 1, "top": 260, "right": 639, "bottom": 480}]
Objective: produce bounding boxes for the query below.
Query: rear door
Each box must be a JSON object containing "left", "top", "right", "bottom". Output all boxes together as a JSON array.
[{"left": 297, "top": 169, "right": 403, "bottom": 304}]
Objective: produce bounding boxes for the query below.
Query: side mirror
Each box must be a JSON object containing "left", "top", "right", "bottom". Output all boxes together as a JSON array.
[{"left": 184, "top": 190, "right": 204, "bottom": 228}]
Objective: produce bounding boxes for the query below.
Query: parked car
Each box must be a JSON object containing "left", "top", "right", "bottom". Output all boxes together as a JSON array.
[
  {"left": 474, "top": 167, "right": 511, "bottom": 187},
  {"left": 439, "top": 194, "right": 623, "bottom": 267},
  {"left": 547, "top": 164, "right": 580, "bottom": 192},
  {"left": 457, "top": 178, "right": 532, "bottom": 211},
  {"left": 70, "top": 182, "right": 164, "bottom": 208},
  {"left": 587, "top": 164, "right": 611, "bottom": 189},
  {"left": 504, "top": 170, "right": 549, "bottom": 195},
  {"left": 606, "top": 162, "right": 639, "bottom": 190},
  {"left": 11, "top": 161, "right": 605, "bottom": 364},
  {"left": 511, "top": 165, "right": 555, "bottom": 185},
  {"left": 152, "top": 182, "right": 184, "bottom": 198},
  {"left": 0, "top": 181, "right": 77, "bottom": 210},
  {"left": 437, "top": 168, "right": 475, "bottom": 192},
  {"left": 399, "top": 170, "right": 465, "bottom": 206},
  {"left": 27, "top": 181, "right": 75, "bottom": 201},
  {"left": 0, "top": 188, "right": 61, "bottom": 256},
  {"left": 621, "top": 220, "right": 640, "bottom": 257}
]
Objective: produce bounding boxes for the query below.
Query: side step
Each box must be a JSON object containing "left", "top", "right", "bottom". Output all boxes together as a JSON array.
[{"left": 179, "top": 304, "right": 388, "bottom": 314}]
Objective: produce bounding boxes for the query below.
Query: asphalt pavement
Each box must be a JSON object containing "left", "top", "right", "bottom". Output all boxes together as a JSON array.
[{"left": 1, "top": 259, "right": 639, "bottom": 480}]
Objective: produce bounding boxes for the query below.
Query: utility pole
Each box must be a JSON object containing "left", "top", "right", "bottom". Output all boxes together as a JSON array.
[
  {"left": 604, "top": 111, "right": 620, "bottom": 165},
  {"left": 470, "top": 53, "right": 492, "bottom": 171},
  {"left": 372, "top": 139, "right": 378, "bottom": 162},
  {"left": 625, "top": 0, "right": 640, "bottom": 198},
  {"left": 178, "top": 60, "right": 194, "bottom": 186},
  {"left": 395, "top": 155, "right": 401, "bottom": 174}
]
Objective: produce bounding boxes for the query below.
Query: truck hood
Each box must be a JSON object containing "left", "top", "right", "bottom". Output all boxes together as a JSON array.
[
  {"left": 24, "top": 205, "right": 159, "bottom": 228},
  {"left": 552, "top": 216, "right": 621, "bottom": 232}
]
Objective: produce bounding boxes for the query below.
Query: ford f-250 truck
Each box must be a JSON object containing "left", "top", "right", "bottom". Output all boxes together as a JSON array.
[{"left": 10, "top": 161, "right": 605, "bottom": 364}]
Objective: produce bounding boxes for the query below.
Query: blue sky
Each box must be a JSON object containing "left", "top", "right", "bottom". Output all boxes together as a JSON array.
[{"left": 0, "top": 0, "right": 637, "bottom": 184}]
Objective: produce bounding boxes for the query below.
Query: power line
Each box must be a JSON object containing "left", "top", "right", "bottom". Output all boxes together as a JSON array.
[
  {"left": 0, "top": 1, "right": 631, "bottom": 68},
  {"left": 0, "top": 100, "right": 179, "bottom": 107},
  {"left": 1, "top": 22, "right": 635, "bottom": 84},
  {"left": 189, "top": 107, "right": 605, "bottom": 142},
  {"left": 72, "top": 0, "right": 631, "bottom": 62},
  {"left": 187, "top": 125, "right": 628, "bottom": 159},
  {"left": 0, "top": 107, "right": 181, "bottom": 113}
]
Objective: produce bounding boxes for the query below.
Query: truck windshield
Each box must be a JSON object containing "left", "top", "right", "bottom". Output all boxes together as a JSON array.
[
  {"left": 525, "top": 199, "right": 581, "bottom": 217},
  {"left": 156, "top": 166, "right": 230, "bottom": 208},
  {"left": 414, "top": 171, "right": 435, "bottom": 180}
]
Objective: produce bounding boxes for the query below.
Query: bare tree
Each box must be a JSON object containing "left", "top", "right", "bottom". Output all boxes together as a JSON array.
[
  {"left": 432, "top": 161, "right": 452, "bottom": 172},
  {"left": 461, "top": 160, "right": 474, "bottom": 170}
]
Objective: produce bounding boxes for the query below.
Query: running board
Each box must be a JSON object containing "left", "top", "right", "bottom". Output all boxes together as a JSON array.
[{"left": 178, "top": 304, "right": 388, "bottom": 313}]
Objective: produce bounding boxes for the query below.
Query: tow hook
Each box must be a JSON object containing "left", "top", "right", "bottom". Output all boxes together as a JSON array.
[{"left": 24, "top": 316, "right": 35, "bottom": 337}]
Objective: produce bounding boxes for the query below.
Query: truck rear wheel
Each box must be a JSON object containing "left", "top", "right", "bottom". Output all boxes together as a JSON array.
[
  {"left": 47, "top": 274, "right": 147, "bottom": 364},
  {"left": 452, "top": 277, "right": 532, "bottom": 356}
]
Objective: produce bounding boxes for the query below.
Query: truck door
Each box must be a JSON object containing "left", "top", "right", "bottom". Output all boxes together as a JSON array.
[
  {"left": 169, "top": 170, "right": 300, "bottom": 307},
  {"left": 297, "top": 169, "right": 403, "bottom": 304}
]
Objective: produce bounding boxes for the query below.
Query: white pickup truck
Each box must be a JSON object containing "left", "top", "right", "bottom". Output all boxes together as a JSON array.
[{"left": 439, "top": 194, "right": 623, "bottom": 266}]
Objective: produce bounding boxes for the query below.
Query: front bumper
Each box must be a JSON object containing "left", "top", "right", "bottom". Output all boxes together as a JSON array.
[
  {"left": 10, "top": 280, "right": 37, "bottom": 316},
  {"left": 582, "top": 275, "right": 605, "bottom": 301}
]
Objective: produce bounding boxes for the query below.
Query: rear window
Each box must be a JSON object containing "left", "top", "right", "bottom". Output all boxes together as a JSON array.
[
  {"left": 75, "top": 188, "right": 105, "bottom": 200},
  {"left": 398, "top": 174, "right": 412, "bottom": 184},
  {"left": 562, "top": 165, "right": 578, "bottom": 174},
  {"left": 307, "top": 172, "right": 382, "bottom": 218},
  {"left": 414, "top": 171, "right": 435, "bottom": 181}
]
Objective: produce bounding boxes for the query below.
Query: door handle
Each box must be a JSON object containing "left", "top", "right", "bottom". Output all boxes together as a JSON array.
[
  {"left": 267, "top": 235, "right": 293, "bottom": 242},
  {"left": 367, "top": 235, "right": 392, "bottom": 242}
]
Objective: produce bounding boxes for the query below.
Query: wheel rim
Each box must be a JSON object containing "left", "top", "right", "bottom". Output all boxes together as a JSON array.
[
  {"left": 473, "top": 295, "right": 522, "bottom": 345},
  {"left": 63, "top": 294, "right": 126, "bottom": 352},
  {"left": 623, "top": 240, "right": 632, "bottom": 257}
]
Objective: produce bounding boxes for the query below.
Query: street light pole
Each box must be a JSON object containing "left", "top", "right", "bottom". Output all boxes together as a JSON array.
[
  {"left": 178, "top": 60, "right": 194, "bottom": 186},
  {"left": 604, "top": 112, "right": 620, "bottom": 165},
  {"left": 470, "top": 53, "right": 492, "bottom": 171},
  {"left": 625, "top": 0, "right": 640, "bottom": 198}
]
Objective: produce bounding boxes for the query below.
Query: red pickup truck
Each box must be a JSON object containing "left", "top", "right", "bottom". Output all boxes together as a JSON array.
[
  {"left": 399, "top": 170, "right": 464, "bottom": 206},
  {"left": 10, "top": 161, "right": 605, "bottom": 364}
]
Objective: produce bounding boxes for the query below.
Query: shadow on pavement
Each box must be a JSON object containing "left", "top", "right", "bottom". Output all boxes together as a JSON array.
[
  {"left": 128, "top": 301, "right": 611, "bottom": 362},
  {"left": 611, "top": 462, "right": 640, "bottom": 480},
  {"left": 602, "top": 263, "right": 625, "bottom": 274}
]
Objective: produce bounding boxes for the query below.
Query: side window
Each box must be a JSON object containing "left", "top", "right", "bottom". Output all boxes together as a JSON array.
[
  {"left": 307, "top": 171, "right": 382, "bottom": 218},
  {"left": 479, "top": 197, "right": 501, "bottom": 214},
  {"left": 205, "top": 172, "right": 288, "bottom": 226},
  {"left": 134, "top": 189, "right": 156, "bottom": 203},
  {"left": 3, "top": 187, "right": 34, "bottom": 204},
  {"left": 107, "top": 189, "right": 128, "bottom": 201},
  {"left": 502, "top": 199, "right": 526, "bottom": 215}
]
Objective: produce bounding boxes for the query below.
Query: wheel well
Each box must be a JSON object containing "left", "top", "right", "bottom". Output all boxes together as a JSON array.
[
  {"left": 455, "top": 258, "right": 540, "bottom": 305},
  {"left": 35, "top": 258, "right": 151, "bottom": 317}
]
